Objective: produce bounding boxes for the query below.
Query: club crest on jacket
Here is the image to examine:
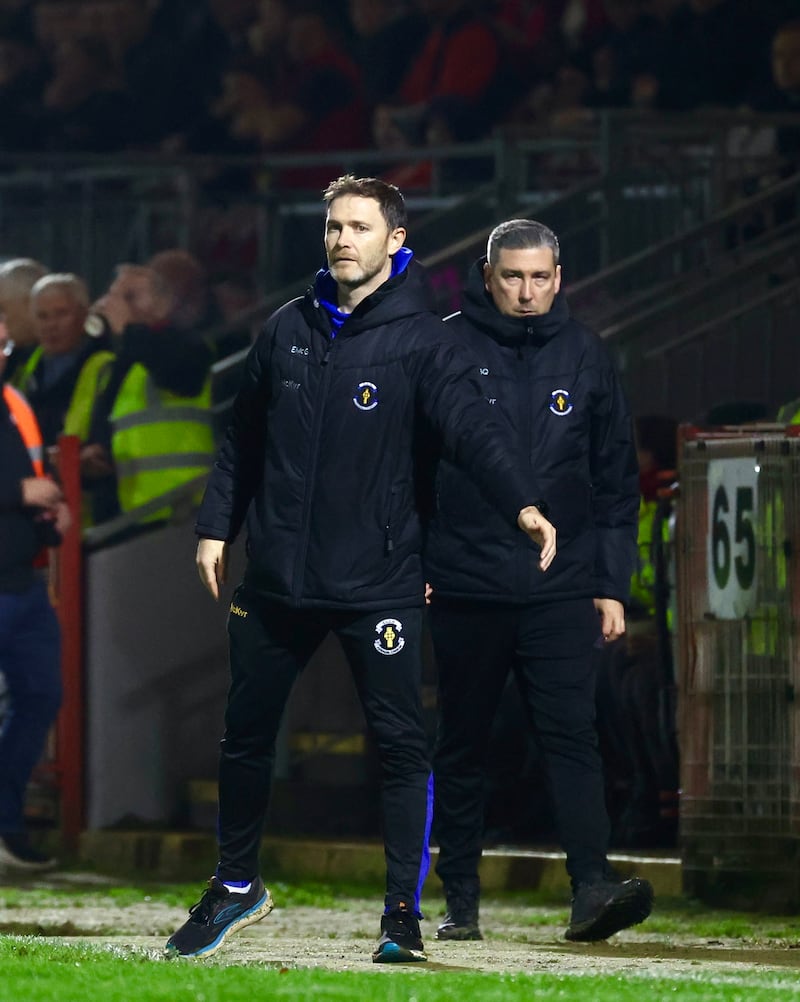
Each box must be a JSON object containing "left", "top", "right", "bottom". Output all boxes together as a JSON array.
[
  {"left": 549, "top": 389, "right": 573, "bottom": 416},
  {"left": 374, "top": 618, "right": 405, "bottom": 655},
  {"left": 354, "top": 381, "right": 379, "bottom": 411}
]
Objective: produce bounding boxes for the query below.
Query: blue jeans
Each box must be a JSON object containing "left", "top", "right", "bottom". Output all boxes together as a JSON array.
[{"left": 0, "top": 578, "right": 62, "bottom": 833}]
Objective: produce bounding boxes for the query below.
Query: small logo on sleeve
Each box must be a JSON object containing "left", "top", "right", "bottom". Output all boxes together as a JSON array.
[
  {"left": 374, "top": 618, "right": 405, "bottom": 655},
  {"left": 230, "top": 603, "right": 248, "bottom": 618},
  {"left": 549, "top": 389, "right": 573, "bottom": 416},
  {"left": 354, "top": 381, "right": 379, "bottom": 410}
]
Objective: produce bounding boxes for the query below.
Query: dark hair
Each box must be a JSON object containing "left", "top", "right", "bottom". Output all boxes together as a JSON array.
[
  {"left": 322, "top": 174, "right": 407, "bottom": 232},
  {"left": 486, "top": 219, "right": 560, "bottom": 267}
]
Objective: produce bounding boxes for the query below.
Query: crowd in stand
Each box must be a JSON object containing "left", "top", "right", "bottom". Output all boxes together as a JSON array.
[
  {"left": 0, "top": 0, "right": 796, "bottom": 534},
  {"left": 0, "top": 0, "right": 796, "bottom": 164}
]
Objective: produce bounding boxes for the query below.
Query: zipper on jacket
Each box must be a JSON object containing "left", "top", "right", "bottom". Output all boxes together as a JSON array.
[
  {"left": 291, "top": 337, "right": 337, "bottom": 598},
  {"left": 519, "top": 324, "right": 536, "bottom": 594}
]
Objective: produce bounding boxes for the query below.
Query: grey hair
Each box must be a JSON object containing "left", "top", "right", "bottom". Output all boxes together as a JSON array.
[
  {"left": 486, "top": 219, "right": 560, "bottom": 267},
  {"left": 0, "top": 258, "right": 49, "bottom": 298},
  {"left": 30, "top": 273, "right": 90, "bottom": 309}
]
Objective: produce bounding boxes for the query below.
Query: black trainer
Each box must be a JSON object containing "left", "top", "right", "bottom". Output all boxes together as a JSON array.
[
  {"left": 372, "top": 905, "right": 427, "bottom": 963},
  {"left": 565, "top": 877, "right": 654, "bottom": 942},
  {"left": 165, "top": 875, "right": 274, "bottom": 959},
  {"left": 436, "top": 888, "right": 482, "bottom": 940},
  {"left": 436, "top": 911, "right": 483, "bottom": 940},
  {"left": 0, "top": 833, "right": 56, "bottom": 872}
]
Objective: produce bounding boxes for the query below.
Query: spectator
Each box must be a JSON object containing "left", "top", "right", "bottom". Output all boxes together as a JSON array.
[
  {"left": 0, "top": 317, "right": 69, "bottom": 871},
  {"left": 491, "top": 0, "right": 563, "bottom": 85},
  {"left": 12, "top": 273, "right": 113, "bottom": 449},
  {"left": 629, "top": 414, "right": 677, "bottom": 618},
  {"left": 582, "top": 0, "right": 668, "bottom": 110},
  {"left": 346, "top": 0, "right": 426, "bottom": 107},
  {"left": 658, "top": 0, "right": 771, "bottom": 111},
  {"left": 0, "top": 258, "right": 48, "bottom": 382},
  {"left": 0, "top": 29, "right": 48, "bottom": 151},
  {"left": 741, "top": 18, "right": 800, "bottom": 177},
  {"left": 121, "top": 0, "right": 230, "bottom": 148},
  {"left": 379, "top": 0, "right": 502, "bottom": 145},
  {"left": 218, "top": 9, "right": 368, "bottom": 160},
  {"left": 82, "top": 254, "right": 216, "bottom": 526},
  {"left": 40, "top": 34, "right": 133, "bottom": 152}
]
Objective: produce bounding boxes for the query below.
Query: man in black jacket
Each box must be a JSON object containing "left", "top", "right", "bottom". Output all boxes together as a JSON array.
[
  {"left": 425, "top": 218, "right": 654, "bottom": 943},
  {"left": 0, "top": 323, "right": 69, "bottom": 870},
  {"left": 165, "top": 176, "right": 556, "bottom": 964}
]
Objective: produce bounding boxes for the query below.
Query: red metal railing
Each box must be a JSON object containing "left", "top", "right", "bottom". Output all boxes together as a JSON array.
[{"left": 51, "top": 434, "right": 84, "bottom": 848}]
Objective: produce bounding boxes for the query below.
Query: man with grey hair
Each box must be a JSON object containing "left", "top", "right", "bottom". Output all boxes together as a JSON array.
[
  {"left": 0, "top": 258, "right": 48, "bottom": 382},
  {"left": 12, "top": 273, "right": 113, "bottom": 448},
  {"left": 425, "top": 218, "right": 653, "bottom": 943}
]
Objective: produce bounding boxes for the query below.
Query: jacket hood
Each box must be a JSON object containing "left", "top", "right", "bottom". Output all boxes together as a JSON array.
[
  {"left": 460, "top": 256, "right": 570, "bottom": 345},
  {"left": 310, "top": 249, "right": 436, "bottom": 335}
]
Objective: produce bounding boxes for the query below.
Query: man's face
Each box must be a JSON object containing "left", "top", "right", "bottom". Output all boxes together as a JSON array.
[
  {"left": 32, "top": 287, "right": 87, "bottom": 356},
  {"left": 110, "top": 266, "right": 172, "bottom": 325},
  {"left": 0, "top": 293, "right": 37, "bottom": 345},
  {"left": 773, "top": 28, "right": 800, "bottom": 93},
  {"left": 324, "top": 194, "right": 405, "bottom": 293},
  {"left": 484, "top": 246, "right": 561, "bottom": 318}
]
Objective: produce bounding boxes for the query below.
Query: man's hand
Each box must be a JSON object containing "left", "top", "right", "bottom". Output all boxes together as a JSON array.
[
  {"left": 21, "top": 477, "right": 63, "bottom": 509},
  {"left": 517, "top": 505, "right": 556, "bottom": 571},
  {"left": 90, "top": 289, "right": 132, "bottom": 336},
  {"left": 594, "top": 597, "right": 626, "bottom": 643},
  {"left": 49, "top": 500, "right": 72, "bottom": 536},
  {"left": 80, "top": 443, "right": 115, "bottom": 478},
  {"left": 196, "top": 538, "right": 228, "bottom": 600}
]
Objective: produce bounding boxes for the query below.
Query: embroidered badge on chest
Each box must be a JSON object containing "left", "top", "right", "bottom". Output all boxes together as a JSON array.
[
  {"left": 353, "top": 381, "right": 379, "bottom": 411},
  {"left": 549, "top": 388, "right": 573, "bottom": 416}
]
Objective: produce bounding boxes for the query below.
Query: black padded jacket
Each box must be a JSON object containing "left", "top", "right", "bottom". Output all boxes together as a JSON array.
[
  {"left": 196, "top": 258, "right": 536, "bottom": 610},
  {"left": 0, "top": 385, "right": 59, "bottom": 592},
  {"left": 424, "top": 259, "right": 639, "bottom": 605}
]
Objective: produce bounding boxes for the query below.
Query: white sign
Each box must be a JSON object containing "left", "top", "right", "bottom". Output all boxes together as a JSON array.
[{"left": 707, "top": 459, "right": 759, "bottom": 619}]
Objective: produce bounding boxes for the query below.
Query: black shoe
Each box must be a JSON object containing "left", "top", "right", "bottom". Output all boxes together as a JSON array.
[
  {"left": 565, "top": 877, "right": 654, "bottom": 942},
  {"left": 372, "top": 905, "right": 427, "bottom": 963},
  {"left": 436, "top": 910, "right": 483, "bottom": 940},
  {"left": 436, "top": 886, "right": 482, "bottom": 940},
  {"left": 0, "top": 833, "right": 57, "bottom": 872},
  {"left": 165, "top": 876, "right": 274, "bottom": 959}
]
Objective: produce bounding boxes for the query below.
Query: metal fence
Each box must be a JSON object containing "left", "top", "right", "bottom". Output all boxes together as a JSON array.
[
  {"left": 1, "top": 110, "right": 795, "bottom": 296},
  {"left": 676, "top": 424, "right": 800, "bottom": 909}
]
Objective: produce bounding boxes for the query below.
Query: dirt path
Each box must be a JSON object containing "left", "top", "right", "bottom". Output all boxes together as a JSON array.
[{"left": 2, "top": 873, "right": 800, "bottom": 980}]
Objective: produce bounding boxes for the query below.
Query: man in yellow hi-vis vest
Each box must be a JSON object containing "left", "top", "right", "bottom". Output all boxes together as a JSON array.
[
  {"left": 81, "top": 251, "right": 215, "bottom": 527},
  {"left": 12, "top": 274, "right": 114, "bottom": 448}
]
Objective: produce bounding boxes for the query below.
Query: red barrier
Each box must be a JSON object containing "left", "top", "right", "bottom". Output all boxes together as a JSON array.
[{"left": 52, "top": 434, "right": 84, "bottom": 847}]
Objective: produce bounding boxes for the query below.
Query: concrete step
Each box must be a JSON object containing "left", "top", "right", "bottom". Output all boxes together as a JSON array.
[{"left": 78, "top": 830, "right": 682, "bottom": 898}]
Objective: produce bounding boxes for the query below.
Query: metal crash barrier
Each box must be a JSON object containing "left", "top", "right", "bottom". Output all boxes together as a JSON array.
[{"left": 677, "top": 424, "right": 800, "bottom": 910}]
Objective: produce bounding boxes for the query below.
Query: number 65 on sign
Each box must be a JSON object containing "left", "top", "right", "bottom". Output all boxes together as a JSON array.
[{"left": 707, "top": 458, "right": 759, "bottom": 620}]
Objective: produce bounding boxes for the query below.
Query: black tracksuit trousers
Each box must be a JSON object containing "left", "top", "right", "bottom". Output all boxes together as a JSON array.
[
  {"left": 430, "top": 597, "right": 611, "bottom": 894},
  {"left": 218, "top": 585, "right": 432, "bottom": 914}
]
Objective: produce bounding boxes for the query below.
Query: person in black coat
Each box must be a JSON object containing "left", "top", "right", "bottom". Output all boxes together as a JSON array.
[
  {"left": 0, "top": 323, "right": 69, "bottom": 871},
  {"left": 164, "top": 176, "right": 556, "bottom": 965},
  {"left": 425, "top": 218, "right": 653, "bottom": 944}
]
